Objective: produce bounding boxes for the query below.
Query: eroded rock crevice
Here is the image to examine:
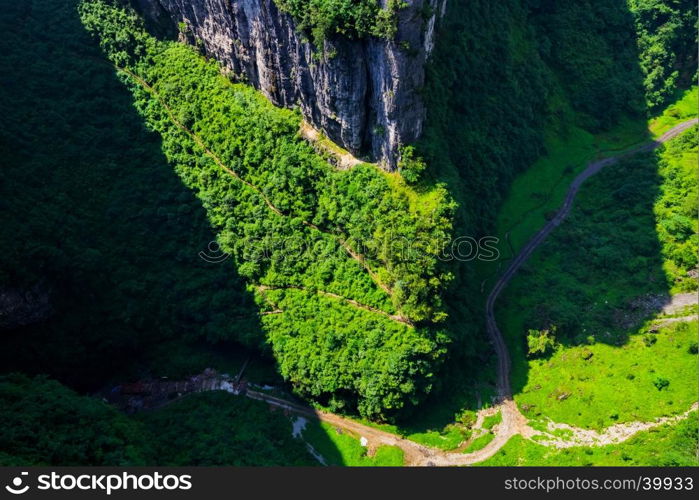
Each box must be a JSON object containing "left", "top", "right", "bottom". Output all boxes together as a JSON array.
[{"left": 132, "top": 0, "right": 446, "bottom": 169}]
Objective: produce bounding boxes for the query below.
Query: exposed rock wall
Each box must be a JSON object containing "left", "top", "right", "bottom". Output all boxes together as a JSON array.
[{"left": 132, "top": 0, "right": 446, "bottom": 169}]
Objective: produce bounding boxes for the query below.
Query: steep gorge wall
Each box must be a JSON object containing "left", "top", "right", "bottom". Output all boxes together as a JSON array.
[{"left": 133, "top": 0, "right": 446, "bottom": 169}]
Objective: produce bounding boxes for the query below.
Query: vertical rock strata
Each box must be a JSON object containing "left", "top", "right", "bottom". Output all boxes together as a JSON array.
[{"left": 133, "top": 0, "right": 446, "bottom": 169}]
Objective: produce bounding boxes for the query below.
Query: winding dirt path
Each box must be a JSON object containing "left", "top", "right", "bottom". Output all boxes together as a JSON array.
[
  {"left": 136, "top": 119, "right": 698, "bottom": 466},
  {"left": 536, "top": 403, "right": 699, "bottom": 448},
  {"left": 478, "top": 118, "right": 699, "bottom": 463},
  {"left": 327, "top": 118, "right": 698, "bottom": 464},
  {"left": 299, "top": 121, "right": 364, "bottom": 170},
  {"left": 661, "top": 292, "right": 699, "bottom": 315},
  {"left": 111, "top": 67, "right": 698, "bottom": 466}
]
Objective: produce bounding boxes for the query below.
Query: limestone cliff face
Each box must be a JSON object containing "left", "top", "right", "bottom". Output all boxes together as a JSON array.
[{"left": 132, "top": 0, "right": 446, "bottom": 169}]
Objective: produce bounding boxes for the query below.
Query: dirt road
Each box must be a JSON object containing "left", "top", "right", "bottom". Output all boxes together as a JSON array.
[
  {"left": 112, "top": 71, "right": 697, "bottom": 466},
  {"left": 247, "top": 114, "right": 698, "bottom": 466},
  {"left": 479, "top": 118, "right": 698, "bottom": 464},
  {"left": 194, "top": 119, "right": 699, "bottom": 465},
  {"left": 485, "top": 118, "right": 699, "bottom": 401}
]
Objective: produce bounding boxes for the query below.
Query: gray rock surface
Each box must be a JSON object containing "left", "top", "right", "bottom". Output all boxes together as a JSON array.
[{"left": 132, "top": 0, "right": 446, "bottom": 169}]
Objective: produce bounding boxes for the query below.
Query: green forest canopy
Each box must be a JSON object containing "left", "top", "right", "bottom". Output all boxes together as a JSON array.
[
  {"left": 0, "top": 374, "right": 315, "bottom": 466},
  {"left": 1, "top": 0, "right": 696, "bottom": 467},
  {"left": 79, "top": 0, "right": 456, "bottom": 420},
  {"left": 273, "top": 0, "right": 406, "bottom": 45},
  {"left": 0, "top": 0, "right": 263, "bottom": 390}
]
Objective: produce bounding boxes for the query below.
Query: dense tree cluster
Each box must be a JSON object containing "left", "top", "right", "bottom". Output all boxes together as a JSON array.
[
  {"left": 260, "top": 288, "right": 446, "bottom": 415},
  {"left": 0, "top": 374, "right": 315, "bottom": 466},
  {"left": 421, "top": 0, "right": 696, "bottom": 238},
  {"left": 526, "top": 0, "right": 697, "bottom": 123},
  {"left": 0, "top": 374, "right": 148, "bottom": 466},
  {"left": 654, "top": 127, "right": 698, "bottom": 290},
  {"left": 417, "top": 0, "right": 553, "bottom": 358},
  {"left": 273, "top": 0, "right": 405, "bottom": 46},
  {"left": 526, "top": 0, "right": 645, "bottom": 129},
  {"left": 1, "top": 0, "right": 695, "bottom": 466},
  {"left": 420, "top": 0, "right": 551, "bottom": 240},
  {"left": 629, "top": 0, "right": 698, "bottom": 112},
  {"left": 0, "top": 0, "right": 260, "bottom": 390},
  {"left": 79, "top": 0, "right": 455, "bottom": 419},
  {"left": 418, "top": 0, "right": 696, "bottom": 348},
  {"left": 136, "top": 391, "right": 316, "bottom": 465}
]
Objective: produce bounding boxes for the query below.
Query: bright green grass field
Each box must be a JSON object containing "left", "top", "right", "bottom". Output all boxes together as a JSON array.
[
  {"left": 650, "top": 87, "right": 699, "bottom": 138},
  {"left": 477, "top": 86, "right": 698, "bottom": 288},
  {"left": 409, "top": 90, "right": 699, "bottom": 459},
  {"left": 516, "top": 321, "right": 698, "bottom": 429},
  {"left": 478, "top": 416, "right": 698, "bottom": 466},
  {"left": 499, "top": 127, "right": 698, "bottom": 430},
  {"left": 464, "top": 432, "right": 495, "bottom": 453},
  {"left": 479, "top": 90, "right": 698, "bottom": 434},
  {"left": 301, "top": 421, "right": 404, "bottom": 466},
  {"left": 476, "top": 121, "right": 643, "bottom": 290},
  {"left": 496, "top": 126, "right": 596, "bottom": 254}
]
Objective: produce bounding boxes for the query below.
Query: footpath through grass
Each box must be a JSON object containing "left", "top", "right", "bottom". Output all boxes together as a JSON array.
[
  {"left": 477, "top": 86, "right": 698, "bottom": 289},
  {"left": 360, "top": 89, "right": 698, "bottom": 455},
  {"left": 488, "top": 88, "right": 698, "bottom": 436},
  {"left": 478, "top": 416, "right": 698, "bottom": 466},
  {"left": 499, "top": 125, "right": 697, "bottom": 429}
]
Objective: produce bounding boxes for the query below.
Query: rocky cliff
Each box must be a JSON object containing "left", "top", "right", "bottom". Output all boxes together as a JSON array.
[{"left": 132, "top": 0, "right": 446, "bottom": 169}]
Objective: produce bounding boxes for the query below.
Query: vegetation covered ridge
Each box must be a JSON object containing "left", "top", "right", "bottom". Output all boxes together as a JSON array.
[
  {"left": 113, "top": 63, "right": 396, "bottom": 300},
  {"left": 273, "top": 0, "right": 407, "bottom": 46},
  {"left": 79, "top": 0, "right": 456, "bottom": 419}
]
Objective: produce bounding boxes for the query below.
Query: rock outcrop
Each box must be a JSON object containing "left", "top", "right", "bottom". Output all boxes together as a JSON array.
[{"left": 132, "top": 0, "right": 446, "bottom": 169}]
